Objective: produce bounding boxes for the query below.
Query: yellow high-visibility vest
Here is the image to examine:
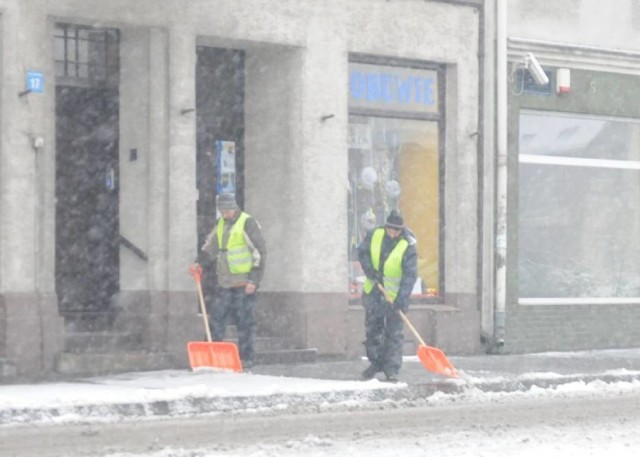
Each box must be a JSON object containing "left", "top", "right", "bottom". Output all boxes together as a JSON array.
[
  {"left": 362, "top": 228, "right": 408, "bottom": 300},
  {"left": 217, "top": 212, "right": 253, "bottom": 274}
]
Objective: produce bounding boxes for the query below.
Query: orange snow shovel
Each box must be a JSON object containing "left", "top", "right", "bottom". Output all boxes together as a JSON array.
[
  {"left": 187, "top": 264, "right": 243, "bottom": 372},
  {"left": 378, "top": 284, "right": 458, "bottom": 378}
]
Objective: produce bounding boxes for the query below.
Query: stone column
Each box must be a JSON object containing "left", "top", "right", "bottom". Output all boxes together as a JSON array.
[
  {"left": 164, "top": 25, "right": 199, "bottom": 364},
  {"left": 148, "top": 28, "right": 170, "bottom": 295},
  {"left": 0, "top": 0, "right": 62, "bottom": 379},
  {"left": 245, "top": 16, "right": 349, "bottom": 356},
  {"left": 294, "top": 17, "right": 349, "bottom": 355},
  {"left": 146, "top": 27, "right": 171, "bottom": 352}
]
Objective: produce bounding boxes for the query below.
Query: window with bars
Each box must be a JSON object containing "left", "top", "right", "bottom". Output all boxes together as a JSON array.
[{"left": 54, "top": 24, "right": 119, "bottom": 87}]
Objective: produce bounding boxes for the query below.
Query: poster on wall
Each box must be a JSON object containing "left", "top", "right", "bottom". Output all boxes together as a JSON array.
[{"left": 215, "top": 140, "right": 236, "bottom": 194}]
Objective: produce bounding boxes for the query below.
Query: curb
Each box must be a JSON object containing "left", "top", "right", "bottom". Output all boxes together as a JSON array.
[{"left": 2, "top": 372, "right": 639, "bottom": 426}]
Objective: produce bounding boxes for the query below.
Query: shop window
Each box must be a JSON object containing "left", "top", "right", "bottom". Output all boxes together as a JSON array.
[
  {"left": 348, "top": 60, "right": 443, "bottom": 301},
  {"left": 55, "top": 23, "right": 119, "bottom": 88},
  {"left": 519, "top": 111, "right": 640, "bottom": 302}
]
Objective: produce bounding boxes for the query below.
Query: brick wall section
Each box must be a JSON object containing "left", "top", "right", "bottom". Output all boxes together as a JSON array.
[{"left": 504, "top": 304, "right": 640, "bottom": 353}]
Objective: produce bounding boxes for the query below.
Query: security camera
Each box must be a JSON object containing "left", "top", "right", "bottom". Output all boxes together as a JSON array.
[{"left": 525, "top": 52, "right": 549, "bottom": 86}]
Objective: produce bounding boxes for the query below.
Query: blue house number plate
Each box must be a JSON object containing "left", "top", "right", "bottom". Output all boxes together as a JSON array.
[{"left": 26, "top": 71, "right": 44, "bottom": 93}]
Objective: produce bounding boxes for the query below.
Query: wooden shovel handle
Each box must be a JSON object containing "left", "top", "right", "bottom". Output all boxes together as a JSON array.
[
  {"left": 398, "top": 310, "right": 427, "bottom": 347},
  {"left": 377, "top": 283, "right": 427, "bottom": 346},
  {"left": 190, "top": 264, "right": 212, "bottom": 342}
]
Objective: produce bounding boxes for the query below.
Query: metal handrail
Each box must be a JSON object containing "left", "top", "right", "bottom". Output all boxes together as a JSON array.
[{"left": 119, "top": 234, "right": 148, "bottom": 261}]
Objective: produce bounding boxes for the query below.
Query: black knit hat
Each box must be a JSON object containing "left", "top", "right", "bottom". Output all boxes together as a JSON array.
[
  {"left": 217, "top": 193, "right": 239, "bottom": 211},
  {"left": 385, "top": 210, "right": 404, "bottom": 229}
]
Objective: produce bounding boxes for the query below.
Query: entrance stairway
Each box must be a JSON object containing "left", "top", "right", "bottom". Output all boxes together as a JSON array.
[
  {"left": 55, "top": 312, "right": 173, "bottom": 377},
  {"left": 56, "top": 316, "right": 317, "bottom": 377},
  {"left": 223, "top": 325, "right": 318, "bottom": 365}
]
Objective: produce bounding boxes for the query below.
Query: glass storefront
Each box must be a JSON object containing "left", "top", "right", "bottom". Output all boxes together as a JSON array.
[
  {"left": 519, "top": 111, "right": 640, "bottom": 300},
  {"left": 348, "top": 60, "right": 442, "bottom": 300}
]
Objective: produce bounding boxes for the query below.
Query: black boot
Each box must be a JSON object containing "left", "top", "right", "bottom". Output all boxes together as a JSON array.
[
  {"left": 361, "top": 364, "right": 379, "bottom": 380},
  {"left": 383, "top": 372, "right": 399, "bottom": 383}
]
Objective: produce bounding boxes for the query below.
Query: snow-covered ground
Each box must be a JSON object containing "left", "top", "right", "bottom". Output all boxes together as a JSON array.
[
  {"left": 104, "top": 424, "right": 640, "bottom": 457},
  {"left": 3, "top": 354, "right": 640, "bottom": 456},
  {"left": 0, "top": 369, "right": 401, "bottom": 411},
  {"left": 96, "top": 379, "right": 640, "bottom": 457},
  {"left": 2, "top": 354, "right": 640, "bottom": 426},
  {"left": 87, "top": 379, "right": 640, "bottom": 457}
]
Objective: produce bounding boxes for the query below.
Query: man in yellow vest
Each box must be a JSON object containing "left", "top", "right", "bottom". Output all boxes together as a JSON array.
[
  {"left": 358, "top": 210, "right": 417, "bottom": 382},
  {"left": 199, "top": 193, "right": 267, "bottom": 370}
]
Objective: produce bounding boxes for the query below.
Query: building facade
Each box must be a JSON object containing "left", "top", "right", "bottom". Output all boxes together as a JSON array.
[
  {"left": 2, "top": 0, "right": 639, "bottom": 382},
  {"left": 0, "top": 0, "right": 484, "bottom": 380},
  {"left": 495, "top": 0, "right": 640, "bottom": 352}
]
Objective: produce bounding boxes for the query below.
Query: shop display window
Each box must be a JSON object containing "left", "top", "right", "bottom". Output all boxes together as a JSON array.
[
  {"left": 348, "top": 116, "right": 441, "bottom": 300},
  {"left": 519, "top": 111, "right": 640, "bottom": 301}
]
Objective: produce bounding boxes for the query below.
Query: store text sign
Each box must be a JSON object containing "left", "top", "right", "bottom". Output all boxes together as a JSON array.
[{"left": 349, "top": 63, "right": 438, "bottom": 114}]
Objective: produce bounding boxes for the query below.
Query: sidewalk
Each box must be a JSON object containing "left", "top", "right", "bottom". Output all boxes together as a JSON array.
[{"left": 2, "top": 348, "right": 640, "bottom": 426}]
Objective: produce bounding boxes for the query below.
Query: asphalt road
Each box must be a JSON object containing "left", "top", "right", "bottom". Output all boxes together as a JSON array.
[{"left": 2, "top": 390, "right": 640, "bottom": 456}]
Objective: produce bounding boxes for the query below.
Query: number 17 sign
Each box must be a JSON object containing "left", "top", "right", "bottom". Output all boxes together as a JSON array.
[{"left": 26, "top": 71, "right": 44, "bottom": 94}]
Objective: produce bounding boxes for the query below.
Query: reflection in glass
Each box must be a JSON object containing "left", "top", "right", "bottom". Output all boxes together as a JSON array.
[
  {"left": 348, "top": 116, "right": 440, "bottom": 298},
  {"left": 519, "top": 112, "right": 640, "bottom": 298}
]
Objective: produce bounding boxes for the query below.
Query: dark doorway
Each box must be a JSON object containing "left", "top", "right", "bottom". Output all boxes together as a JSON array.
[
  {"left": 55, "top": 87, "right": 120, "bottom": 313},
  {"left": 196, "top": 46, "right": 245, "bottom": 304},
  {"left": 54, "top": 24, "right": 121, "bottom": 314}
]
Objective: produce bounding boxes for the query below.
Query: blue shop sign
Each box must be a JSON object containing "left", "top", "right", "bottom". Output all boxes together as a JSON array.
[
  {"left": 349, "top": 63, "right": 438, "bottom": 114},
  {"left": 26, "top": 71, "right": 44, "bottom": 94}
]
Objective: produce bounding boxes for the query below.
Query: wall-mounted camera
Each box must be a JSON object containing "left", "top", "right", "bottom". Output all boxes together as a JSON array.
[{"left": 524, "top": 52, "right": 549, "bottom": 86}]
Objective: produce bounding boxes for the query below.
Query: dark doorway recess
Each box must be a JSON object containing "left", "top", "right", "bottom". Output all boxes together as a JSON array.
[
  {"left": 55, "top": 86, "right": 120, "bottom": 313},
  {"left": 196, "top": 46, "right": 245, "bottom": 305},
  {"left": 54, "top": 24, "right": 120, "bottom": 316}
]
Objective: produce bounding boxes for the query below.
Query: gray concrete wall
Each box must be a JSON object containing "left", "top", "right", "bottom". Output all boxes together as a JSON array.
[
  {"left": 244, "top": 46, "right": 304, "bottom": 292},
  {"left": 0, "top": 0, "right": 484, "bottom": 375},
  {"left": 223, "top": 0, "right": 481, "bottom": 354},
  {"left": 39, "top": 0, "right": 479, "bottom": 295},
  {"left": 119, "top": 27, "right": 150, "bottom": 291},
  {"left": 0, "top": 0, "right": 63, "bottom": 378},
  {"left": 509, "top": 0, "right": 640, "bottom": 52}
]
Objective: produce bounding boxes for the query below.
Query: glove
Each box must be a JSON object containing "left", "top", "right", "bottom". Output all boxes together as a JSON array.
[
  {"left": 374, "top": 272, "right": 384, "bottom": 285},
  {"left": 393, "top": 298, "right": 408, "bottom": 312}
]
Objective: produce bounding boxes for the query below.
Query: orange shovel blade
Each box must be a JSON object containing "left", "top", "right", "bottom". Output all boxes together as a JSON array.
[
  {"left": 187, "top": 341, "right": 243, "bottom": 372},
  {"left": 417, "top": 344, "right": 458, "bottom": 378}
]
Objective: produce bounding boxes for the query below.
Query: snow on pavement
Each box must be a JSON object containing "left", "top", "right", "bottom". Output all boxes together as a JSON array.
[
  {"left": 2, "top": 363, "right": 640, "bottom": 426},
  {"left": 97, "top": 379, "right": 640, "bottom": 457},
  {"left": 0, "top": 369, "right": 404, "bottom": 416}
]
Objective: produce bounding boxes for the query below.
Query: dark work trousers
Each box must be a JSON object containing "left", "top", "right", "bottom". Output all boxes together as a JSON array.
[
  {"left": 363, "top": 290, "right": 404, "bottom": 376},
  {"left": 210, "top": 286, "right": 256, "bottom": 364}
]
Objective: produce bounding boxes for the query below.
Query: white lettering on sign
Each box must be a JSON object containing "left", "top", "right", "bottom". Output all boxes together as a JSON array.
[
  {"left": 350, "top": 72, "right": 435, "bottom": 105},
  {"left": 26, "top": 71, "right": 45, "bottom": 93},
  {"left": 349, "top": 63, "right": 438, "bottom": 114}
]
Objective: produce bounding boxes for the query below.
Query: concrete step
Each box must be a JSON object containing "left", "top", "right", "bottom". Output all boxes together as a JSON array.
[
  {"left": 63, "top": 332, "right": 143, "bottom": 353},
  {"left": 63, "top": 313, "right": 115, "bottom": 332},
  {"left": 55, "top": 351, "right": 175, "bottom": 377},
  {"left": 221, "top": 336, "right": 287, "bottom": 352},
  {"left": 254, "top": 348, "right": 318, "bottom": 365},
  {"left": 0, "top": 358, "right": 17, "bottom": 381},
  {"left": 222, "top": 325, "right": 317, "bottom": 365}
]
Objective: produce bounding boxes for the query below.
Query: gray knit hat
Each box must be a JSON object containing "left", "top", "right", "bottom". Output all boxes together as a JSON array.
[
  {"left": 217, "top": 193, "right": 239, "bottom": 211},
  {"left": 385, "top": 210, "right": 404, "bottom": 229}
]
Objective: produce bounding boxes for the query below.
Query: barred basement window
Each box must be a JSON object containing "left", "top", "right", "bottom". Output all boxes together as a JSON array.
[{"left": 54, "top": 23, "right": 119, "bottom": 88}]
